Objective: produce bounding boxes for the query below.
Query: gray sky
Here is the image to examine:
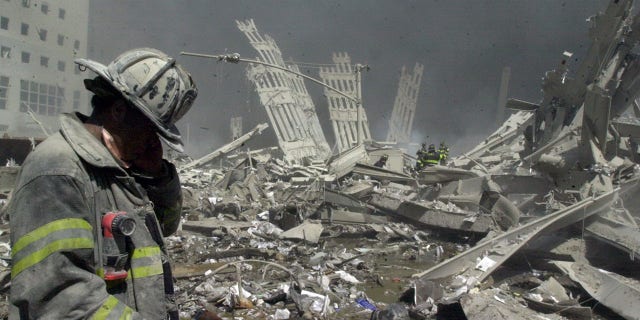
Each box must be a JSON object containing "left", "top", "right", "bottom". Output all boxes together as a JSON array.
[{"left": 88, "top": 0, "right": 606, "bottom": 158}]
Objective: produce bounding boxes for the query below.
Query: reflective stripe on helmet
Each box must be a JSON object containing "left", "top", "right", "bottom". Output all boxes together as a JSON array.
[{"left": 135, "top": 58, "right": 176, "bottom": 98}]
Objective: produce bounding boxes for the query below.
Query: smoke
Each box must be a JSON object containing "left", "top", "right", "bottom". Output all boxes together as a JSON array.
[{"left": 88, "top": 0, "right": 605, "bottom": 158}]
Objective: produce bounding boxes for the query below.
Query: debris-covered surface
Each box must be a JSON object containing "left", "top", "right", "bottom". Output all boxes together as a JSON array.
[{"left": 1, "top": 1, "right": 640, "bottom": 319}]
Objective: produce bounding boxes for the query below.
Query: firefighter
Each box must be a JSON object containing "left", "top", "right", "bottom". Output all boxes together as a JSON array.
[
  {"left": 439, "top": 141, "right": 450, "bottom": 165},
  {"left": 424, "top": 144, "right": 440, "bottom": 167},
  {"left": 416, "top": 142, "right": 428, "bottom": 170},
  {"left": 374, "top": 154, "right": 389, "bottom": 168},
  {"left": 7, "top": 48, "right": 197, "bottom": 319}
]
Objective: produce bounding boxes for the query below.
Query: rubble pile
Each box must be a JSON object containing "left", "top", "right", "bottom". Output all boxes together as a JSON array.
[
  {"left": 166, "top": 1, "right": 640, "bottom": 318},
  {"left": 171, "top": 153, "right": 462, "bottom": 319}
]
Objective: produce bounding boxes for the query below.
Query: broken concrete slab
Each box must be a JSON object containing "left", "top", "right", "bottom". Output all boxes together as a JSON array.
[
  {"left": 323, "top": 189, "right": 368, "bottom": 213},
  {"left": 340, "top": 181, "right": 374, "bottom": 199},
  {"left": 351, "top": 162, "right": 416, "bottom": 184},
  {"left": 523, "top": 276, "right": 592, "bottom": 318},
  {"left": 584, "top": 213, "right": 640, "bottom": 258},
  {"left": 319, "top": 209, "right": 388, "bottom": 225},
  {"left": 458, "top": 287, "right": 566, "bottom": 320},
  {"left": 412, "top": 190, "right": 617, "bottom": 301},
  {"left": 280, "top": 221, "right": 324, "bottom": 244},
  {"left": 416, "top": 165, "right": 479, "bottom": 185},
  {"left": 327, "top": 144, "right": 369, "bottom": 179},
  {"left": 395, "top": 200, "right": 494, "bottom": 234},
  {"left": 554, "top": 260, "right": 640, "bottom": 320},
  {"left": 522, "top": 297, "right": 591, "bottom": 319},
  {"left": 182, "top": 219, "right": 254, "bottom": 236},
  {"left": 368, "top": 191, "right": 410, "bottom": 214},
  {"left": 368, "top": 147, "right": 409, "bottom": 173}
]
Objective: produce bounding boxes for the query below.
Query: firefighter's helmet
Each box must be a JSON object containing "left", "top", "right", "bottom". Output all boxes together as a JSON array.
[{"left": 75, "top": 48, "right": 197, "bottom": 152}]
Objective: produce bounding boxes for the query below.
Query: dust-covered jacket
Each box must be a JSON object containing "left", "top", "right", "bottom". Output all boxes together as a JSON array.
[{"left": 8, "top": 112, "right": 182, "bottom": 319}]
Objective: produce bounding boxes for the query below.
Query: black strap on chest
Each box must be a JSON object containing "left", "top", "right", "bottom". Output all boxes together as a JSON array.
[{"left": 86, "top": 165, "right": 178, "bottom": 320}]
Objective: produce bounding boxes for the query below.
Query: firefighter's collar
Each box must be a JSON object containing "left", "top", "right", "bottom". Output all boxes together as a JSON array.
[{"left": 59, "top": 112, "right": 124, "bottom": 170}]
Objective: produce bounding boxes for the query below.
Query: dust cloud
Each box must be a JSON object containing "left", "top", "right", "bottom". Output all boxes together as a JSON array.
[{"left": 89, "top": 0, "right": 604, "bottom": 157}]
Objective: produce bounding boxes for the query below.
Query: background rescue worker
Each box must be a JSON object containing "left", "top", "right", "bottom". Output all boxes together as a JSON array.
[
  {"left": 416, "top": 142, "right": 428, "bottom": 170},
  {"left": 438, "top": 141, "right": 450, "bottom": 165},
  {"left": 7, "top": 48, "right": 197, "bottom": 319},
  {"left": 424, "top": 144, "right": 440, "bottom": 167},
  {"left": 374, "top": 154, "right": 389, "bottom": 168}
]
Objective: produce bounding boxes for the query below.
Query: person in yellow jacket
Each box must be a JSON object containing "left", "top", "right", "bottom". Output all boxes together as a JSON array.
[
  {"left": 424, "top": 144, "right": 440, "bottom": 167},
  {"left": 415, "top": 143, "right": 428, "bottom": 170},
  {"left": 438, "top": 141, "right": 450, "bottom": 165},
  {"left": 7, "top": 48, "right": 197, "bottom": 319}
]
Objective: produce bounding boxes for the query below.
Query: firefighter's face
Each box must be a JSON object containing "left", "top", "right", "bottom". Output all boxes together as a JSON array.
[{"left": 108, "top": 101, "right": 159, "bottom": 164}]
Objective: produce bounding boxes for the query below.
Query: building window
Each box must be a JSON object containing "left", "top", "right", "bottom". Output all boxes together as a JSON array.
[
  {"left": 56, "top": 87, "right": 64, "bottom": 114},
  {"left": 40, "top": 56, "right": 48, "bottom": 67},
  {"left": 40, "top": 83, "right": 48, "bottom": 115},
  {"left": 0, "top": 17, "right": 8, "bottom": 30},
  {"left": 20, "top": 80, "right": 64, "bottom": 115},
  {"left": 41, "top": 3, "right": 49, "bottom": 14},
  {"left": 0, "top": 76, "right": 9, "bottom": 110},
  {"left": 73, "top": 90, "right": 80, "bottom": 110},
  {"left": 21, "top": 51, "right": 30, "bottom": 63},
  {"left": 57, "top": 61, "right": 65, "bottom": 72},
  {"left": 0, "top": 46, "right": 10, "bottom": 59},
  {"left": 19, "top": 80, "right": 30, "bottom": 112},
  {"left": 21, "top": 23, "right": 28, "bottom": 36},
  {"left": 74, "top": 40, "right": 80, "bottom": 50},
  {"left": 38, "top": 28, "right": 47, "bottom": 41},
  {"left": 58, "top": 8, "right": 65, "bottom": 20},
  {"left": 57, "top": 34, "right": 64, "bottom": 46}
]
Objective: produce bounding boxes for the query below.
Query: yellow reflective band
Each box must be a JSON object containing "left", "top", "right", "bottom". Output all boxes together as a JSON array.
[
  {"left": 96, "top": 267, "right": 105, "bottom": 278},
  {"left": 130, "top": 263, "right": 163, "bottom": 279},
  {"left": 131, "top": 246, "right": 160, "bottom": 259},
  {"left": 12, "top": 218, "right": 92, "bottom": 254},
  {"left": 91, "top": 296, "right": 119, "bottom": 320},
  {"left": 12, "top": 237, "right": 94, "bottom": 278},
  {"left": 90, "top": 296, "right": 135, "bottom": 320},
  {"left": 119, "top": 306, "right": 133, "bottom": 320}
]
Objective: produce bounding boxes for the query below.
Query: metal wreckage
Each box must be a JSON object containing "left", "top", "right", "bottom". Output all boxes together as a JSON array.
[{"left": 2, "top": 0, "right": 640, "bottom": 319}]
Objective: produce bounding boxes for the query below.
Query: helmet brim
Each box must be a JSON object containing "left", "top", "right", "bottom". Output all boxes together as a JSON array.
[
  {"left": 75, "top": 58, "right": 113, "bottom": 86},
  {"left": 124, "top": 92, "right": 185, "bottom": 152},
  {"left": 75, "top": 58, "right": 185, "bottom": 152},
  {"left": 158, "top": 124, "right": 185, "bottom": 153}
]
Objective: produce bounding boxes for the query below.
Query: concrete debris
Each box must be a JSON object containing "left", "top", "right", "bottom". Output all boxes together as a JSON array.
[
  {"left": 457, "top": 287, "right": 567, "bottom": 320},
  {"left": 522, "top": 276, "right": 593, "bottom": 319},
  {"left": 370, "top": 303, "right": 409, "bottom": 320},
  {"left": 554, "top": 260, "right": 640, "bottom": 320},
  {"left": 279, "top": 221, "right": 324, "bottom": 244}
]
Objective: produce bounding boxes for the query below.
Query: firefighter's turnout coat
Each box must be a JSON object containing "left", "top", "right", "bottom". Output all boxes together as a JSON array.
[{"left": 8, "top": 112, "right": 182, "bottom": 319}]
